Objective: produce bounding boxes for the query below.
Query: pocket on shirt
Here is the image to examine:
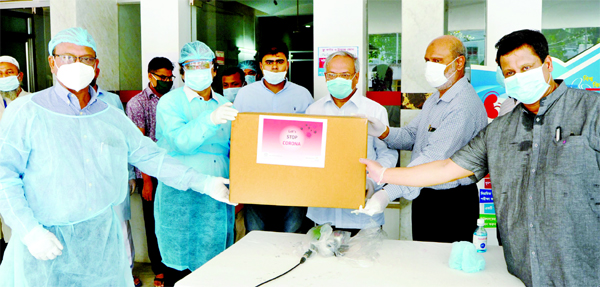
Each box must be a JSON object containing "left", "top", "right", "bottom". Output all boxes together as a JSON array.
[{"left": 547, "top": 135, "right": 588, "bottom": 175}]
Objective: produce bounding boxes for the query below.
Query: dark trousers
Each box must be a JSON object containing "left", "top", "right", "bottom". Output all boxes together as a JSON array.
[
  {"left": 163, "top": 267, "right": 191, "bottom": 287},
  {"left": 140, "top": 177, "right": 167, "bottom": 276},
  {"left": 411, "top": 183, "right": 480, "bottom": 243},
  {"left": 244, "top": 204, "right": 308, "bottom": 233},
  {"left": 0, "top": 238, "right": 6, "bottom": 264}
]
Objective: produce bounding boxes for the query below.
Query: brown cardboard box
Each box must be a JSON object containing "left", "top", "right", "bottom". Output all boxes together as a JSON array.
[{"left": 230, "top": 112, "right": 367, "bottom": 209}]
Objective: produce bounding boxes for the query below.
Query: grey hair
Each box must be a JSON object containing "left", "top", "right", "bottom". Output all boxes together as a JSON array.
[
  {"left": 324, "top": 51, "right": 360, "bottom": 74},
  {"left": 451, "top": 40, "right": 466, "bottom": 59}
]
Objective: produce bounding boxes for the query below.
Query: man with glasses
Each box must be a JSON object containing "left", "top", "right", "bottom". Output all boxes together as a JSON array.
[
  {"left": 126, "top": 56, "right": 174, "bottom": 287},
  {"left": 305, "top": 51, "right": 397, "bottom": 235},
  {"left": 0, "top": 27, "right": 232, "bottom": 287},
  {"left": 234, "top": 41, "right": 313, "bottom": 234},
  {"left": 357, "top": 35, "right": 487, "bottom": 243},
  {"left": 154, "top": 41, "right": 238, "bottom": 286}
]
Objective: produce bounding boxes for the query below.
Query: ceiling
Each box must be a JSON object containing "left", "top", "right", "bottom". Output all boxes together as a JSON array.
[{"left": 228, "top": 0, "right": 313, "bottom": 16}]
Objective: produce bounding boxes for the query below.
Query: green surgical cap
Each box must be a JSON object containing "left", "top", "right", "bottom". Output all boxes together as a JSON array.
[
  {"left": 48, "top": 27, "right": 97, "bottom": 54},
  {"left": 179, "top": 41, "right": 215, "bottom": 64},
  {"left": 238, "top": 60, "right": 258, "bottom": 72}
]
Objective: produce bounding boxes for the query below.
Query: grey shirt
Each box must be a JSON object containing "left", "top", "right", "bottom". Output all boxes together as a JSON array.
[
  {"left": 384, "top": 77, "right": 488, "bottom": 200},
  {"left": 451, "top": 81, "right": 600, "bottom": 287}
]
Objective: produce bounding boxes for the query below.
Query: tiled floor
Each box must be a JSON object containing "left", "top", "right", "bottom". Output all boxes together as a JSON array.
[{"left": 133, "top": 263, "right": 158, "bottom": 287}]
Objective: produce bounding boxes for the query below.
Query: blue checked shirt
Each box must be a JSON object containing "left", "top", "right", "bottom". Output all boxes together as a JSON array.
[{"left": 384, "top": 77, "right": 487, "bottom": 200}]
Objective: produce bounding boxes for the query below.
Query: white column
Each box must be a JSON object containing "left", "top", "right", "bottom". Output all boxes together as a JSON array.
[
  {"left": 140, "top": 0, "right": 192, "bottom": 88},
  {"left": 313, "top": 0, "right": 367, "bottom": 101},
  {"left": 49, "top": 0, "right": 119, "bottom": 90},
  {"left": 401, "top": 0, "right": 444, "bottom": 93},
  {"left": 485, "top": 0, "right": 542, "bottom": 66}
]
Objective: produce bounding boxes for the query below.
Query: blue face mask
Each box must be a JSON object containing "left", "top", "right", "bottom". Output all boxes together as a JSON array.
[
  {"left": 223, "top": 87, "right": 241, "bottom": 102},
  {"left": 495, "top": 66, "right": 505, "bottom": 87},
  {"left": 504, "top": 66, "right": 550, "bottom": 105},
  {"left": 245, "top": 75, "right": 256, "bottom": 84},
  {"left": 327, "top": 77, "right": 355, "bottom": 99},
  {"left": 0, "top": 75, "right": 20, "bottom": 92},
  {"left": 185, "top": 69, "right": 213, "bottom": 91}
]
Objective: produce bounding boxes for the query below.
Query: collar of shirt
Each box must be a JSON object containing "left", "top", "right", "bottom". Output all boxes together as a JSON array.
[
  {"left": 144, "top": 84, "right": 160, "bottom": 99},
  {"left": 433, "top": 76, "right": 469, "bottom": 104},
  {"left": 184, "top": 85, "right": 218, "bottom": 103},
  {"left": 260, "top": 78, "right": 290, "bottom": 94},
  {"left": 534, "top": 80, "right": 566, "bottom": 116},
  {"left": 54, "top": 83, "right": 99, "bottom": 109}
]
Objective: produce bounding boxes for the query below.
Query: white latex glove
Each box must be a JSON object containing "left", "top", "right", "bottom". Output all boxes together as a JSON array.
[
  {"left": 366, "top": 178, "right": 376, "bottom": 199},
  {"left": 352, "top": 189, "right": 390, "bottom": 216},
  {"left": 210, "top": 103, "right": 238, "bottom": 125},
  {"left": 366, "top": 115, "right": 387, "bottom": 138},
  {"left": 22, "top": 225, "right": 64, "bottom": 260},
  {"left": 204, "top": 177, "right": 237, "bottom": 206}
]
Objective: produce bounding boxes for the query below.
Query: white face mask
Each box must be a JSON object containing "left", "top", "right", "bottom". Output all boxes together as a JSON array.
[
  {"left": 55, "top": 62, "right": 95, "bottom": 91},
  {"left": 245, "top": 75, "right": 256, "bottom": 84},
  {"left": 223, "top": 87, "right": 241, "bottom": 102},
  {"left": 263, "top": 69, "right": 287, "bottom": 85},
  {"left": 424, "top": 57, "right": 458, "bottom": 88}
]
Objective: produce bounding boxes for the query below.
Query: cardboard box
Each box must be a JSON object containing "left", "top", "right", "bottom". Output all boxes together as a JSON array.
[{"left": 230, "top": 112, "right": 367, "bottom": 209}]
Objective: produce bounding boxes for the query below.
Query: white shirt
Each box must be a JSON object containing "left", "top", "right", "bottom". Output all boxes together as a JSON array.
[{"left": 305, "top": 92, "right": 398, "bottom": 229}]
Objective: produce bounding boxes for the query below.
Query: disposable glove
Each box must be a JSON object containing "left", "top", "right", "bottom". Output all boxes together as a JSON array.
[
  {"left": 366, "top": 178, "right": 376, "bottom": 199},
  {"left": 366, "top": 115, "right": 388, "bottom": 138},
  {"left": 352, "top": 189, "right": 390, "bottom": 216},
  {"left": 210, "top": 102, "right": 238, "bottom": 125},
  {"left": 203, "top": 177, "right": 237, "bottom": 206},
  {"left": 22, "top": 225, "right": 64, "bottom": 260}
]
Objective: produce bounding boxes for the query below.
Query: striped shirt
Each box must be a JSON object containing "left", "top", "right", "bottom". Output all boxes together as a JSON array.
[{"left": 384, "top": 77, "right": 487, "bottom": 200}]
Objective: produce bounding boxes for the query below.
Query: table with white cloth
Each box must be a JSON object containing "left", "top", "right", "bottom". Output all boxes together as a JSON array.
[{"left": 176, "top": 231, "right": 525, "bottom": 287}]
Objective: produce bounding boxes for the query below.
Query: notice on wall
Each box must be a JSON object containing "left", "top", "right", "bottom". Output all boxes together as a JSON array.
[
  {"left": 479, "top": 176, "right": 497, "bottom": 229},
  {"left": 317, "top": 46, "right": 359, "bottom": 76},
  {"left": 257, "top": 115, "right": 327, "bottom": 168},
  {"left": 216, "top": 51, "right": 225, "bottom": 65}
]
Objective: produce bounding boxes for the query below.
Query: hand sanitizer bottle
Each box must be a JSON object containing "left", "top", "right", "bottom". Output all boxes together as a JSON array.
[{"left": 473, "top": 218, "right": 487, "bottom": 253}]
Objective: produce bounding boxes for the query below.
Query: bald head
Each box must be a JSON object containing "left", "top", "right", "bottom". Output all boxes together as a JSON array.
[
  {"left": 428, "top": 35, "right": 466, "bottom": 62},
  {"left": 424, "top": 35, "right": 467, "bottom": 92}
]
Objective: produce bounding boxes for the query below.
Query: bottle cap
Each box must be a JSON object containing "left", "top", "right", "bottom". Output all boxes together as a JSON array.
[{"left": 477, "top": 218, "right": 485, "bottom": 226}]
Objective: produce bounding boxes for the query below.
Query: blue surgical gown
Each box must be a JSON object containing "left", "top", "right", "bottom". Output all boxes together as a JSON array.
[
  {"left": 155, "top": 87, "right": 234, "bottom": 271},
  {"left": 0, "top": 90, "right": 215, "bottom": 287}
]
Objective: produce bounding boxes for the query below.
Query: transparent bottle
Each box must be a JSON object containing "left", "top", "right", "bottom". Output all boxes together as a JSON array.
[{"left": 473, "top": 218, "right": 487, "bottom": 253}]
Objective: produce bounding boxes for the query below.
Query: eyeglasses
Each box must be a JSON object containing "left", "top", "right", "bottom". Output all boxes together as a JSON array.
[
  {"left": 54, "top": 54, "right": 97, "bottom": 66},
  {"left": 182, "top": 61, "right": 212, "bottom": 71},
  {"left": 324, "top": 72, "right": 356, "bottom": 81},
  {"left": 151, "top": 73, "right": 175, "bottom": 82}
]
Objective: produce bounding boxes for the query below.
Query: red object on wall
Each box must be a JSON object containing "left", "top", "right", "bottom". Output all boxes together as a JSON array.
[
  {"left": 366, "top": 91, "right": 402, "bottom": 106},
  {"left": 118, "top": 90, "right": 142, "bottom": 103}
]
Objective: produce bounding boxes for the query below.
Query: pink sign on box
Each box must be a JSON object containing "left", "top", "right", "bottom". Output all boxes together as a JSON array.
[{"left": 257, "top": 115, "right": 328, "bottom": 168}]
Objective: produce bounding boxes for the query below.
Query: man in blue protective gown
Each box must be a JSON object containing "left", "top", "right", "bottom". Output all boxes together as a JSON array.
[
  {"left": 154, "top": 41, "right": 239, "bottom": 286},
  {"left": 0, "top": 27, "right": 234, "bottom": 287}
]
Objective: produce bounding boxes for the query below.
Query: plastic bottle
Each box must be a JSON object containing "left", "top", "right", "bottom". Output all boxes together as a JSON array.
[{"left": 473, "top": 218, "right": 487, "bottom": 253}]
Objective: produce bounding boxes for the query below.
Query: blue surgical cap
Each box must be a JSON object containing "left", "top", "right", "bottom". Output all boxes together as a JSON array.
[
  {"left": 238, "top": 60, "right": 258, "bottom": 72},
  {"left": 179, "top": 41, "right": 215, "bottom": 64},
  {"left": 48, "top": 27, "right": 97, "bottom": 54}
]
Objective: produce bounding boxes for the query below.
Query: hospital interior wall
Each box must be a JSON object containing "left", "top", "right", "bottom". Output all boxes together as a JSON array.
[{"left": 118, "top": 3, "right": 142, "bottom": 91}]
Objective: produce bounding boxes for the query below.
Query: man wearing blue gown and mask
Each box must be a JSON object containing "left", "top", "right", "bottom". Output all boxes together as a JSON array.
[
  {"left": 0, "top": 27, "right": 233, "bottom": 287},
  {"left": 154, "top": 41, "right": 239, "bottom": 286}
]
